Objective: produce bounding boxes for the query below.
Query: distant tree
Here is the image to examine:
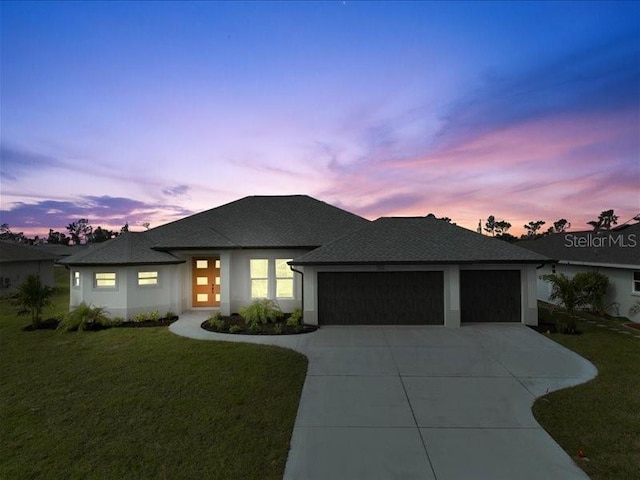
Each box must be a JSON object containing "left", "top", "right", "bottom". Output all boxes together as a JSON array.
[
  {"left": 484, "top": 216, "right": 496, "bottom": 236},
  {"left": 438, "top": 216, "right": 452, "bottom": 223},
  {"left": 120, "top": 223, "right": 129, "bottom": 233},
  {"left": 551, "top": 219, "right": 571, "bottom": 233},
  {"left": 494, "top": 220, "right": 512, "bottom": 236},
  {"left": 587, "top": 219, "right": 601, "bottom": 232},
  {"left": 598, "top": 209, "right": 618, "bottom": 230},
  {"left": 47, "top": 229, "right": 69, "bottom": 245},
  {"left": 0, "top": 224, "right": 27, "bottom": 243},
  {"left": 90, "top": 226, "right": 116, "bottom": 243},
  {"left": 633, "top": 214, "right": 640, "bottom": 224},
  {"left": 141, "top": 222, "right": 150, "bottom": 230},
  {"left": 587, "top": 209, "right": 618, "bottom": 232},
  {"left": 66, "top": 219, "right": 93, "bottom": 245},
  {"left": 523, "top": 220, "right": 546, "bottom": 239},
  {"left": 11, "top": 274, "right": 54, "bottom": 328}
]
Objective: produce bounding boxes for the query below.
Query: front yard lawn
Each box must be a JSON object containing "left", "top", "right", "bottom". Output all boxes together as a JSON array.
[
  {"left": 0, "top": 269, "right": 308, "bottom": 480},
  {"left": 533, "top": 304, "right": 640, "bottom": 480}
]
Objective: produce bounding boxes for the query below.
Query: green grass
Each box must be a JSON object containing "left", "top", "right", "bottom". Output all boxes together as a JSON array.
[
  {"left": 533, "top": 304, "right": 640, "bottom": 480},
  {"left": 0, "top": 268, "right": 308, "bottom": 480}
]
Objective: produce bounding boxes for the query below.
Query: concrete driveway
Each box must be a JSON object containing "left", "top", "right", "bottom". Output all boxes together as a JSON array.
[{"left": 171, "top": 314, "right": 597, "bottom": 480}]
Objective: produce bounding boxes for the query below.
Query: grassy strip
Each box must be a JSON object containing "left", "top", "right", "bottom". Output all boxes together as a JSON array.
[
  {"left": 533, "top": 306, "right": 640, "bottom": 480},
  {"left": 0, "top": 268, "right": 308, "bottom": 479}
]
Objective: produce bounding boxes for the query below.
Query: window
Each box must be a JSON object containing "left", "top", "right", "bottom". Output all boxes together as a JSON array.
[
  {"left": 94, "top": 272, "right": 116, "bottom": 288},
  {"left": 276, "top": 259, "right": 294, "bottom": 298},
  {"left": 634, "top": 272, "right": 640, "bottom": 294},
  {"left": 250, "top": 259, "right": 269, "bottom": 298},
  {"left": 138, "top": 271, "right": 158, "bottom": 286},
  {"left": 73, "top": 271, "right": 80, "bottom": 288}
]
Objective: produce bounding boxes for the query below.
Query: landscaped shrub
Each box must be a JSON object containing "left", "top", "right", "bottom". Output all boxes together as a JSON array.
[
  {"left": 58, "top": 303, "right": 110, "bottom": 332},
  {"left": 148, "top": 310, "right": 161, "bottom": 321},
  {"left": 248, "top": 323, "right": 261, "bottom": 334},
  {"left": 239, "top": 299, "right": 283, "bottom": 326},
  {"left": 573, "top": 271, "right": 609, "bottom": 315},
  {"left": 10, "top": 274, "right": 54, "bottom": 328},
  {"left": 164, "top": 310, "right": 175, "bottom": 319},
  {"left": 273, "top": 323, "right": 283, "bottom": 334},
  {"left": 228, "top": 324, "right": 243, "bottom": 334},
  {"left": 207, "top": 313, "right": 225, "bottom": 331},
  {"left": 132, "top": 312, "right": 148, "bottom": 323},
  {"left": 540, "top": 273, "right": 582, "bottom": 332},
  {"left": 287, "top": 308, "right": 302, "bottom": 326}
]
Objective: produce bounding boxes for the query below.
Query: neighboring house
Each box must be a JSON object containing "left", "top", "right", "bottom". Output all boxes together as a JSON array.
[
  {"left": 519, "top": 223, "right": 640, "bottom": 321},
  {"left": 0, "top": 240, "right": 57, "bottom": 291},
  {"left": 59, "top": 195, "right": 551, "bottom": 326},
  {"left": 33, "top": 244, "right": 89, "bottom": 263}
]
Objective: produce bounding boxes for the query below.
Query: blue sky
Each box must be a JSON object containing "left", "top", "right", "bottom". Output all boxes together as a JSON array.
[{"left": 1, "top": 1, "right": 638, "bottom": 237}]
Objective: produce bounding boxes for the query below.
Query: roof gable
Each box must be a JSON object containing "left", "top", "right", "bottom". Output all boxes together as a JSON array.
[{"left": 291, "top": 215, "right": 551, "bottom": 265}]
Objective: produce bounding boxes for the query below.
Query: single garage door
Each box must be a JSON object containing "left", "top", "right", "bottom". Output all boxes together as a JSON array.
[
  {"left": 318, "top": 271, "right": 444, "bottom": 325},
  {"left": 460, "top": 270, "right": 521, "bottom": 323}
]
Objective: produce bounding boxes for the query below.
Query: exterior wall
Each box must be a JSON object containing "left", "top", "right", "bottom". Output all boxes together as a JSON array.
[
  {"left": 0, "top": 260, "right": 55, "bottom": 291},
  {"left": 69, "top": 265, "right": 181, "bottom": 319},
  {"left": 537, "top": 263, "right": 640, "bottom": 322},
  {"left": 301, "top": 263, "right": 539, "bottom": 327},
  {"left": 70, "top": 266, "right": 129, "bottom": 318}
]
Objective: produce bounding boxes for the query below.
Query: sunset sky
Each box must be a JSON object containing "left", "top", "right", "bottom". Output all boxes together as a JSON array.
[{"left": 1, "top": 1, "right": 639, "bottom": 238}]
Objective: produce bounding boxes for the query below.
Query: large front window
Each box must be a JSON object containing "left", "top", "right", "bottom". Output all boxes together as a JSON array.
[
  {"left": 633, "top": 271, "right": 640, "bottom": 294},
  {"left": 275, "top": 259, "right": 293, "bottom": 298},
  {"left": 250, "top": 259, "right": 269, "bottom": 298}
]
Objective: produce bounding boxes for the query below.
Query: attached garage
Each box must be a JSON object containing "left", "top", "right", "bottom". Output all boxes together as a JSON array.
[
  {"left": 460, "top": 270, "right": 521, "bottom": 323},
  {"left": 318, "top": 271, "right": 444, "bottom": 325}
]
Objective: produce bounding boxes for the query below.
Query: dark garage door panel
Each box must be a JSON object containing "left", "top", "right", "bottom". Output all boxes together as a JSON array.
[
  {"left": 460, "top": 270, "right": 521, "bottom": 323},
  {"left": 318, "top": 271, "right": 444, "bottom": 325}
]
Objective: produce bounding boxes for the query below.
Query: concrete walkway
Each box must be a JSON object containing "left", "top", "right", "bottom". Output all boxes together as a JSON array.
[{"left": 170, "top": 312, "right": 597, "bottom": 480}]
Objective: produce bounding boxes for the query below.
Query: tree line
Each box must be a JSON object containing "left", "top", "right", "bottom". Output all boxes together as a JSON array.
[
  {"left": 476, "top": 209, "right": 634, "bottom": 243},
  {"left": 0, "top": 219, "right": 150, "bottom": 246}
]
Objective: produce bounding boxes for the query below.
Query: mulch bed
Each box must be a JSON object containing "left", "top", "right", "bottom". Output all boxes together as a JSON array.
[
  {"left": 201, "top": 314, "right": 318, "bottom": 335},
  {"left": 23, "top": 316, "right": 179, "bottom": 331}
]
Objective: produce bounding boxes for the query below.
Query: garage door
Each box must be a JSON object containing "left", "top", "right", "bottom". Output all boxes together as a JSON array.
[
  {"left": 318, "top": 271, "right": 444, "bottom": 325},
  {"left": 460, "top": 270, "right": 521, "bottom": 322}
]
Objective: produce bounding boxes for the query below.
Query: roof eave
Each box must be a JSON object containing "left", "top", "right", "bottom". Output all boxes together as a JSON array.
[
  {"left": 290, "top": 258, "right": 554, "bottom": 266},
  {"left": 59, "top": 260, "right": 186, "bottom": 267}
]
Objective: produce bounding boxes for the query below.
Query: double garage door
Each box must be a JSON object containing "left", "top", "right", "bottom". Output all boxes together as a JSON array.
[{"left": 317, "top": 269, "right": 521, "bottom": 325}]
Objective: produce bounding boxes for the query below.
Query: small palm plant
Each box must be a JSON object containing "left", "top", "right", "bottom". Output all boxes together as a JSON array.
[
  {"left": 541, "top": 273, "right": 584, "bottom": 332},
  {"left": 10, "top": 274, "right": 54, "bottom": 328},
  {"left": 58, "top": 303, "right": 110, "bottom": 332}
]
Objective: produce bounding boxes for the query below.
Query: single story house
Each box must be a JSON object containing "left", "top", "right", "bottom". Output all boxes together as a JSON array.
[
  {"left": 519, "top": 223, "right": 640, "bottom": 320},
  {"left": 0, "top": 240, "right": 57, "bottom": 291},
  {"left": 59, "top": 195, "right": 551, "bottom": 326}
]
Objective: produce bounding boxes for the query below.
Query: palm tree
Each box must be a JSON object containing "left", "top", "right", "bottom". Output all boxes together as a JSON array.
[
  {"left": 541, "top": 273, "right": 583, "bottom": 331},
  {"left": 11, "top": 275, "right": 54, "bottom": 327}
]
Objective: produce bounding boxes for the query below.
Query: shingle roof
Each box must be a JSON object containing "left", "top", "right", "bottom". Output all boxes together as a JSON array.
[
  {"left": 59, "top": 195, "right": 369, "bottom": 266},
  {"left": 0, "top": 241, "right": 58, "bottom": 263},
  {"left": 290, "top": 215, "right": 552, "bottom": 265},
  {"left": 518, "top": 223, "right": 640, "bottom": 267},
  {"left": 58, "top": 233, "right": 184, "bottom": 266},
  {"left": 147, "top": 195, "right": 369, "bottom": 249}
]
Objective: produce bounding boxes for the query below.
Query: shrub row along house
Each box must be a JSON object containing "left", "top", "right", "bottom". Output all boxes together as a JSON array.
[{"left": 59, "top": 195, "right": 551, "bottom": 326}]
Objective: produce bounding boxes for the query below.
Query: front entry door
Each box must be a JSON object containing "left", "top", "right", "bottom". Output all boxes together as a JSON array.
[{"left": 192, "top": 257, "right": 221, "bottom": 307}]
